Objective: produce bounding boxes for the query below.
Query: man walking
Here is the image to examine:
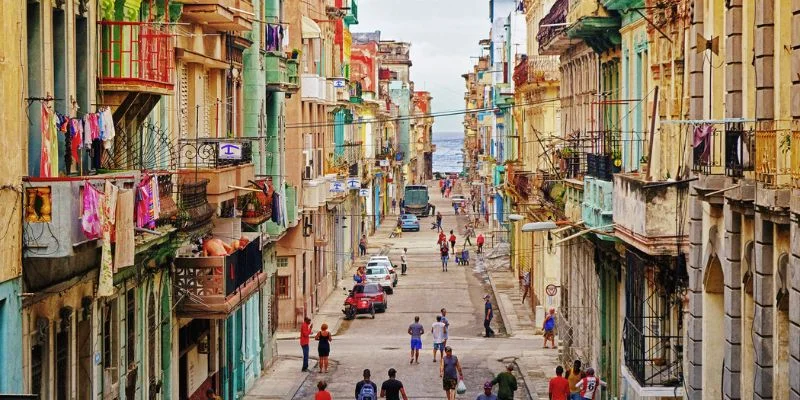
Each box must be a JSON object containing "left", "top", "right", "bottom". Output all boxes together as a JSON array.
[
  {"left": 464, "top": 224, "right": 474, "bottom": 247},
  {"left": 440, "top": 308, "right": 450, "bottom": 348},
  {"left": 300, "top": 317, "right": 312, "bottom": 371},
  {"left": 476, "top": 382, "right": 498, "bottom": 400},
  {"left": 575, "top": 368, "right": 606, "bottom": 400},
  {"left": 380, "top": 368, "right": 408, "bottom": 400},
  {"left": 439, "top": 346, "right": 463, "bottom": 400},
  {"left": 449, "top": 230, "right": 457, "bottom": 253},
  {"left": 408, "top": 316, "right": 424, "bottom": 364},
  {"left": 548, "top": 366, "right": 570, "bottom": 400},
  {"left": 440, "top": 244, "right": 450, "bottom": 272},
  {"left": 483, "top": 294, "right": 495, "bottom": 337},
  {"left": 521, "top": 270, "right": 531, "bottom": 304},
  {"left": 359, "top": 235, "right": 367, "bottom": 256},
  {"left": 431, "top": 315, "right": 447, "bottom": 362},
  {"left": 491, "top": 364, "right": 518, "bottom": 400},
  {"left": 436, "top": 211, "right": 443, "bottom": 232},
  {"left": 355, "top": 369, "right": 378, "bottom": 400},
  {"left": 565, "top": 360, "right": 583, "bottom": 400},
  {"left": 401, "top": 248, "right": 408, "bottom": 275}
]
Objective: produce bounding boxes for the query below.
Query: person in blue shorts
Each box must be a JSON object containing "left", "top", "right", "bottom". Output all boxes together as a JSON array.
[
  {"left": 431, "top": 315, "right": 447, "bottom": 362},
  {"left": 408, "top": 316, "right": 424, "bottom": 364}
]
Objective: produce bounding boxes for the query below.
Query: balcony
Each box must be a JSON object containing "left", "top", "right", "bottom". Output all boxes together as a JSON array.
[
  {"left": 287, "top": 59, "right": 300, "bottom": 90},
  {"left": 344, "top": 0, "right": 358, "bottom": 24},
  {"left": 724, "top": 122, "right": 754, "bottom": 177},
  {"left": 265, "top": 52, "right": 292, "bottom": 92},
  {"left": 285, "top": 185, "right": 299, "bottom": 227},
  {"left": 180, "top": 0, "right": 254, "bottom": 32},
  {"left": 755, "top": 121, "right": 791, "bottom": 187},
  {"left": 173, "top": 230, "right": 265, "bottom": 318},
  {"left": 538, "top": 0, "right": 570, "bottom": 55},
  {"left": 613, "top": 173, "right": 689, "bottom": 256},
  {"left": 582, "top": 177, "right": 614, "bottom": 236},
  {"left": 98, "top": 21, "right": 174, "bottom": 94},
  {"left": 301, "top": 74, "right": 327, "bottom": 103},
  {"left": 177, "top": 138, "right": 256, "bottom": 204}
]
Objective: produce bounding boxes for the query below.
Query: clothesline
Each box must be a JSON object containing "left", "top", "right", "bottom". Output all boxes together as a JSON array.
[{"left": 661, "top": 118, "right": 755, "bottom": 125}]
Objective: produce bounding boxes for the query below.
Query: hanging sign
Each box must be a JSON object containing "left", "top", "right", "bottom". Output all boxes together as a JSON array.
[
  {"left": 347, "top": 177, "right": 360, "bottom": 190},
  {"left": 359, "top": 188, "right": 369, "bottom": 197},
  {"left": 329, "top": 181, "right": 346, "bottom": 193},
  {"left": 379, "top": 159, "right": 390, "bottom": 167},
  {"left": 333, "top": 79, "right": 346, "bottom": 88},
  {"left": 218, "top": 142, "right": 242, "bottom": 160}
]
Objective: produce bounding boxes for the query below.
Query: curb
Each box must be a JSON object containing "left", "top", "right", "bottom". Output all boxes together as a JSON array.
[
  {"left": 486, "top": 269, "right": 514, "bottom": 337},
  {"left": 513, "top": 359, "right": 540, "bottom": 400}
]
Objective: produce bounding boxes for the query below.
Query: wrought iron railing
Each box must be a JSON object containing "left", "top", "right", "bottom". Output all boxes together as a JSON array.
[
  {"left": 528, "top": 56, "right": 560, "bottom": 83},
  {"left": 692, "top": 124, "right": 725, "bottom": 175},
  {"left": 755, "top": 121, "right": 791, "bottom": 186},
  {"left": 624, "top": 252, "right": 685, "bottom": 387},
  {"left": 538, "top": 0, "right": 568, "bottom": 48},
  {"left": 792, "top": 123, "right": 800, "bottom": 188},
  {"left": 97, "top": 21, "right": 174, "bottom": 89},
  {"left": 177, "top": 138, "right": 255, "bottom": 169},
  {"left": 586, "top": 153, "right": 614, "bottom": 181}
]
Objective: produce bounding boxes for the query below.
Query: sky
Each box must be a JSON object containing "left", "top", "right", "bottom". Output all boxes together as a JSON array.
[{"left": 355, "top": 0, "right": 489, "bottom": 139}]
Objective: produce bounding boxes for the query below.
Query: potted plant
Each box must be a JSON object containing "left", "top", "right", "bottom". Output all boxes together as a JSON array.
[
  {"left": 290, "top": 48, "right": 301, "bottom": 60},
  {"left": 639, "top": 155, "right": 649, "bottom": 174}
]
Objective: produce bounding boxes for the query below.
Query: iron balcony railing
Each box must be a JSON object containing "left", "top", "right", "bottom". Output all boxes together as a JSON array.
[
  {"left": 724, "top": 122, "right": 754, "bottom": 177},
  {"left": 177, "top": 138, "right": 255, "bottom": 169},
  {"left": 755, "top": 121, "right": 791, "bottom": 186},
  {"left": 98, "top": 21, "right": 175, "bottom": 89},
  {"left": 792, "top": 122, "right": 800, "bottom": 188}
]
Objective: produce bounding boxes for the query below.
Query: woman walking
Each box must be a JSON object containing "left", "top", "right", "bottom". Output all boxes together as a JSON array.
[
  {"left": 440, "top": 243, "right": 450, "bottom": 272},
  {"left": 315, "top": 323, "right": 333, "bottom": 373}
]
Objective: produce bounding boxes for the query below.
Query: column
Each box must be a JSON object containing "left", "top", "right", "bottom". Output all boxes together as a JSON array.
[
  {"left": 724, "top": 204, "right": 743, "bottom": 399},
  {"left": 754, "top": 212, "right": 774, "bottom": 399},
  {"left": 686, "top": 186, "right": 705, "bottom": 399}
]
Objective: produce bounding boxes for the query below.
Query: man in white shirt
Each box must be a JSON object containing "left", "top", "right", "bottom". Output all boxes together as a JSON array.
[
  {"left": 431, "top": 315, "right": 447, "bottom": 362},
  {"left": 401, "top": 248, "right": 408, "bottom": 275},
  {"left": 575, "top": 368, "right": 606, "bottom": 400}
]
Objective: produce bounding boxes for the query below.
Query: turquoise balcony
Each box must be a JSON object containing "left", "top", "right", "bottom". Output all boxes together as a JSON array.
[
  {"left": 265, "top": 52, "right": 291, "bottom": 91},
  {"left": 344, "top": 0, "right": 358, "bottom": 25},
  {"left": 581, "top": 177, "right": 614, "bottom": 239},
  {"left": 285, "top": 184, "right": 299, "bottom": 227}
]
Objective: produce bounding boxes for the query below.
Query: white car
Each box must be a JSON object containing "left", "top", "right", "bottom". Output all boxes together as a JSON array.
[
  {"left": 365, "top": 265, "right": 394, "bottom": 294},
  {"left": 369, "top": 257, "right": 399, "bottom": 286}
]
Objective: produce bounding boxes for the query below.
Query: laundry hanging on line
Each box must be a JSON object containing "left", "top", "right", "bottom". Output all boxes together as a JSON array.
[{"left": 40, "top": 107, "right": 117, "bottom": 176}]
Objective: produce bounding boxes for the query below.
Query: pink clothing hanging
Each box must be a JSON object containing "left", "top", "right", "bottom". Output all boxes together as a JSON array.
[
  {"left": 40, "top": 104, "right": 53, "bottom": 177},
  {"left": 136, "top": 175, "right": 156, "bottom": 230},
  {"left": 81, "top": 182, "right": 103, "bottom": 239}
]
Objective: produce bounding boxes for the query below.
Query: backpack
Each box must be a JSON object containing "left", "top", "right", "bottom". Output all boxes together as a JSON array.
[
  {"left": 357, "top": 382, "right": 376, "bottom": 400},
  {"left": 544, "top": 315, "right": 555, "bottom": 331}
]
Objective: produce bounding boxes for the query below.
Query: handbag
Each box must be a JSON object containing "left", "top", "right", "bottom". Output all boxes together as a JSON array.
[{"left": 456, "top": 379, "right": 467, "bottom": 394}]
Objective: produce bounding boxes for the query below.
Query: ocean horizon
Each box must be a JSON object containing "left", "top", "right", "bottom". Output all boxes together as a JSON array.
[{"left": 432, "top": 132, "right": 464, "bottom": 173}]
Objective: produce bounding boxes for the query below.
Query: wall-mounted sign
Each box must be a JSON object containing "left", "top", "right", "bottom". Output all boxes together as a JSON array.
[
  {"left": 329, "top": 181, "right": 346, "bottom": 193},
  {"left": 379, "top": 159, "right": 390, "bottom": 167},
  {"left": 333, "top": 79, "right": 346, "bottom": 88},
  {"left": 218, "top": 142, "right": 242, "bottom": 160},
  {"left": 346, "top": 177, "right": 360, "bottom": 190},
  {"left": 359, "top": 188, "right": 369, "bottom": 197}
]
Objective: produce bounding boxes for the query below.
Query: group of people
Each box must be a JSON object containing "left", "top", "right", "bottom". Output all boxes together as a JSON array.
[
  {"left": 300, "top": 318, "right": 334, "bottom": 373},
  {"left": 548, "top": 360, "right": 607, "bottom": 400},
  {"left": 439, "top": 177, "right": 456, "bottom": 198}
]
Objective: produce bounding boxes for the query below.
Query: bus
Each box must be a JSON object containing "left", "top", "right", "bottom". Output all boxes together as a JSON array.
[{"left": 403, "top": 185, "right": 430, "bottom": 217}]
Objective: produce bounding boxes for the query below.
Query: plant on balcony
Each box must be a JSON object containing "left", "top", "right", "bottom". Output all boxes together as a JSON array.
[
  {"left": 290, "top": 48, "right": 301, "bottom": 60},
  {"left": 780, "top": 133, "right": 791, "bottom": 154}
]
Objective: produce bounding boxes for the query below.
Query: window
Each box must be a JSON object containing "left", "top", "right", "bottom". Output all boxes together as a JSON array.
[
  {"left": 55, "top": 327, "right": 69, "bottom": 400},
  {"left": 277, "top": 276, "right": 290, "bottom": 298},
  {"left": 126, "top": 289, "right": 136, "bottom": 366},
  {"left": 103, "top": 299, "right": 119, "bottom": 385},
  {"left": 277, "top": 257, "right": 289, "bottom": 269}
]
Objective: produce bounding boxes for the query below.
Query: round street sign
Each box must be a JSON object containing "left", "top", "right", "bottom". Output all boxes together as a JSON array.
[{"left": 545, "top": 284, "right": 558, "bottom": 297}]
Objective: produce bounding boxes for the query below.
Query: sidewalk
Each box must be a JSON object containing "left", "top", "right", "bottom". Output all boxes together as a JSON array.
[
  {"left": 480, "top": 248, "right": 561, "bottom": 400},
  {"left": 243, "top": 356, "right": 310, "bottom": 400}
]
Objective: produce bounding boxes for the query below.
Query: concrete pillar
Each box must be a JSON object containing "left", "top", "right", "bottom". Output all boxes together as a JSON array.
[
  {"left": 243, "top": 0, "right": 266, "bottom": 174},
  {"left": 754, "top": 212, "right": 774, "bottom": 399},
  {"left": 789, "top": 219, "right": 800, "bottom": 398},
  {"left": 792, "top": 0, "right": 800, "bottom": 119},
  {"left": 725, "top": 0, "right": 743, "bottom": 118},
  {"left": 724, "top": 204, "right": 743, "bottom": 399},
  {"left": 687, "top": 186, "right": 704, "bottom": 399}
]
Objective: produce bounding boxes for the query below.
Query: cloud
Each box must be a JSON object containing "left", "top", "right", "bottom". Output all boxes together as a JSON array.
[{"left": 354, "top": 0, "right": 489, "bottom": 133}]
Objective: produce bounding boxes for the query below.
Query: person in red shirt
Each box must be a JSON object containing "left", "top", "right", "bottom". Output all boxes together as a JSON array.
[
  {"left": 448, "top": 231, "right": 457, "bottom": 253},
  {"left": 315, "top": 380, "right": 332, "bottom": 400},
  {"left": 438, "top": 231, "right": 447, "bottom": 246},
  {"left": 300, "top": 317, "right": 312, "bottom": 372},
  {"left": 548, "top": 366, "right": 570, "bottom": 400},
  {"left": 476, "top": 233, "right": 485, "bottom": 254}
]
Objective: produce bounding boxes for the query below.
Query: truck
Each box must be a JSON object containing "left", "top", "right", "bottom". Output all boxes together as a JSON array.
[{"left": 402, "top": 185, "right": 430, "bottom": 217}]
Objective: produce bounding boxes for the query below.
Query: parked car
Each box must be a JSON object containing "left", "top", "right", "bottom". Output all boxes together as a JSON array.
[
  {"left": 354, "top": 283, "right": 388, "bottom": 312},
  {"left": 368, "top": 259, "right": 398, "bottom": 288},
  {"left": 365, "top": 264, "right": 395, "bottom": 294},
  {"left": 399, "top": 214, "right": 420, "bottom": 231}
]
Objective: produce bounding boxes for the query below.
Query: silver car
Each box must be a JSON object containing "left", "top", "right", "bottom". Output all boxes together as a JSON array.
[
  {"left": 365, "top": 264, "right": 394, "bottom": 294},
  {"left": 368, "top": 259, "right": 398, "bottom": 287}
]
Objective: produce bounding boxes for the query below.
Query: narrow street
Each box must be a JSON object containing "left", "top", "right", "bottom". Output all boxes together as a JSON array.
[{"left": 246, "top": 182, "right": 557, "bottom": 399}]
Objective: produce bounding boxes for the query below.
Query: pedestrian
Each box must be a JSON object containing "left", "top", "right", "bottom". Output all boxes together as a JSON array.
[
  {"left": 453, "top": 200, "right": 459, "bottom": 215},
  {"left": 436, "top": 211, "right": 443, "bottom": 232},
  {"left": 300, "top": 317, "right": 313, "bottom": 372},
  {"left": 431, "top": 315, "right": 447, "bottom": 362},
  {"left": 439, "top": 346, "right": 463, "bottom": 400},
  {"left": 464, "top": 224, "right": 474, "bottom": 247},
  {"left": 543, "top": 308, "right": 556, "bottom": 349},
  {"left": 392, "top": 198, "right": 397, "bottom": 213},
  {"left": 483, "top": 294, "right": 495, "bottom": 337},
  {"left": 315, "top": 323, "right": 332, "bottom": 373},
  {"left": 565, "top": 360, "right": 583, "bottom": 400},
  {"left": 206, "top": 389, "right": 222, "bottom": 400},
  {"left": 408, "top": 316, "right": 424, "bottom": 364},
  {"left": 316, "top": 380, "right": 333, "bottom": 400},
  {"left": 548, "top": 366, "right": 570, "bottom": 400},
  {"left": 400, "top": 198, "right": 405, "bottom": 212},
  {"left": 440, "top": 244, "right": 450, "bottom": 272},
  {"left": 438, "top": 231, "right": 447, "bottom": 247},
  {"left": 440, "top": 308, "right": 450, "bottom": 348},
  {"left": 355, "top": 369, "right": 378, "bottom": 400},
  {"left": 476, "top": 233, "right": 485, "bottom": 254},
  {"left": 449, "top": 230, "right": 457, "bottom": 253},
  {"left": 380, "top": 368, "right": 409, "bottom": 400},
  {"left": 491, "top": 364, "right": 518, "bottom": 400},
  {"left": 359, "top": 235, "right": 367, "bottom": 256},
  {"left": 575, "top": 368, "right": 606, "bottom": 400},
  {"left": 521, "top": 271, "right": 531, "bottom": 304},
  {"left": 476, "top": 382, "right": 498, "bottom": 400},
  {"left": 401, "top": 248, "right": 408, "bottom": 275},
  {"left": 440, "top": 180, "right": 446, "bottom": 198}
]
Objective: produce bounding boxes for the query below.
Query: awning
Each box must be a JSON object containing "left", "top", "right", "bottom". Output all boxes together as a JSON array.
[{"left": 302, "top": 16, "right": 321, "bottom": 39}]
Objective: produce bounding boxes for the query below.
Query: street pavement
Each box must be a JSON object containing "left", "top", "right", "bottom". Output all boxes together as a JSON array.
[{"left": 245, "top": 181, "right": 561, "bottom": 400}]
